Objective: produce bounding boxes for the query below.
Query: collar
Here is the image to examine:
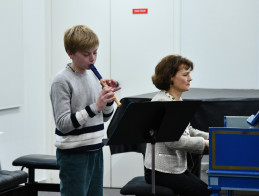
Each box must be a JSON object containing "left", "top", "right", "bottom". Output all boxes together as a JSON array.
[{"left": 165, "top": 91, "right": 182, "bottom": 101}]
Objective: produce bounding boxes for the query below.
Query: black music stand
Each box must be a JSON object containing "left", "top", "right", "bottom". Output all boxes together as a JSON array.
[{"left": 107, "top": 101, "right": 201, "bottom": 196}]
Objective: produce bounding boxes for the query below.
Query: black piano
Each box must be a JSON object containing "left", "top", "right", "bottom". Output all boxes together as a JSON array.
[{"left": 107, "top": 88, "right": 259, "bottom": 176}]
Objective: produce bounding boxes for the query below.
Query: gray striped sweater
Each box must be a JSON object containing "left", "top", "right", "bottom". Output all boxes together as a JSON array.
[{"left": 50, "top": 65, "right": 114, "bottom": 152}]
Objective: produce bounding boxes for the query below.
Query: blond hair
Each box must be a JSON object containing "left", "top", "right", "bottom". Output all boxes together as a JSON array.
[{"left": 64, "top": 25, "right": 99, "bottom": 54}]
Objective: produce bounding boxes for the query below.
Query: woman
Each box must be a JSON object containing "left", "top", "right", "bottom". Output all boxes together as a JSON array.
[{"left": 144, "top": 55, "right": 211, "bottom": 196}]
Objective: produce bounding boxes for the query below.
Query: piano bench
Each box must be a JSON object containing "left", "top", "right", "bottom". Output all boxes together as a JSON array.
[
  {"left": 12, "top": 154, "right": 60, "bottom": 196},
  {"left": 0, "top": 170, "right": 28, "bottom": 195}
]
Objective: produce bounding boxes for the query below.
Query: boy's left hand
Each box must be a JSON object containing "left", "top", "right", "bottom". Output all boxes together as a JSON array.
[
  {"left": 103, "top": 79, "right": 119, "bottom": 88},
  {"left": 103, "top": 79, "right": 121, "bottom": 92}
]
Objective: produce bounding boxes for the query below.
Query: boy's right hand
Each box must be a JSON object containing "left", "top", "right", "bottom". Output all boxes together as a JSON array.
[{"left": 96, "top": 86, "right": 116, "bottom": 111}]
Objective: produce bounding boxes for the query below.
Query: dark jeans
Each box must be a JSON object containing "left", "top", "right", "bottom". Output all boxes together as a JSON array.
[
  {"left": 145, "top": 167, "right": 212, "bottom": 196},
  {"left": 56, "top": 148, "right": 103, "bottom": 196}
]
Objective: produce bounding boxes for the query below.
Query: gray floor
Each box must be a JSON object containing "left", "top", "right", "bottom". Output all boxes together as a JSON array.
[
  {"left": 39, "top": 188, "right": 121, "bottom": 196},
  {"left": 38, "top": 187, "right": 259, "bottom": 196},
  {"left": 39, "top": 188, "right": 259, "bottom": 196},
  {"left": 38, "top": 157, "right": 258, "bottom": 196}
]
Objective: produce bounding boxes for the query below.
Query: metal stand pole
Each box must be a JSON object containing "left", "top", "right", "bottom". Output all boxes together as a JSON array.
[
  {"left": 151, "top": 143, "right": 155, "bottom": 196},
  {"left": 149, "top": 129, "right": 156, "bottom": 196}
]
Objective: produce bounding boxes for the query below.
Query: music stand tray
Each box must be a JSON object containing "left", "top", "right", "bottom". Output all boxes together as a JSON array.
[{"left": 107, "top": 101, "right": 201, "bottom": 195}]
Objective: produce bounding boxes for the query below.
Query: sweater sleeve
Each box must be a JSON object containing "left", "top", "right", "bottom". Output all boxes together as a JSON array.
[
  {"left": 50, "top": 82, "right": 98, "bottom": 134},
  {"left": 188, "top": 124, "right": 209, "bottom": 139},
  {"left": 164, "top": 135, "right": 205, "bottom": 154},
  {"left": 102, "top": 101, "right": 114, "bottom": 122},
  {"left": 50, "top": 82, "right": 75, "bottom": 133}
]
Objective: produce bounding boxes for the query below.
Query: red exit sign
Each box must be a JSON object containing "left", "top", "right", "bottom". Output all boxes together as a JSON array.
[{"left": 132, "top": 8, "right": 148, "bottom": 14}]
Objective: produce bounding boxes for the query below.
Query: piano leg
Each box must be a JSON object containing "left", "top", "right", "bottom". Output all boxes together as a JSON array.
[
  {"left": 210, "top": 188, "right": 221, "bottom": 196},
  {"left": 226, "top": 190, "right": 234, "bottom": 196}
]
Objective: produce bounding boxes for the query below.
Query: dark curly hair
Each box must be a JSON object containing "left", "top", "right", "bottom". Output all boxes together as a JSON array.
[{"left": 152, "top": 55, "right": 193, "bottom": 91}]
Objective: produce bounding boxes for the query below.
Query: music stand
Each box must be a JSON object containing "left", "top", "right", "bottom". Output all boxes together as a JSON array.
[{"left": 107, "top": 101, "right": 201, "bottom": 196}]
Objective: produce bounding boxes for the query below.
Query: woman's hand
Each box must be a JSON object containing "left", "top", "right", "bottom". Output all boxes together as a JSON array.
[{"left": 205, "top": 140, "right": 209, "bottom": 148}]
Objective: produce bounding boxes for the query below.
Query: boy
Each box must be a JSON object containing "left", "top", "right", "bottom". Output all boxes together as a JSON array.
[{"left": 50, "top": 25, "right": 120, "bottom": 196}]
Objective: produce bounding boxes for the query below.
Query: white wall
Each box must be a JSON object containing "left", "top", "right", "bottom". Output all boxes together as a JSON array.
[
  {"left": 1, "top": 0, "right": 259, "bottom": 187},
  {"left": 0, "top": 0, "right": 48, "bottom": 181},
  {"left": 0, "top": 1, "right": 23, "bottom": 110},
  {"left": 181, "top": 0, "right": 259, "bottom": 89},
  {"left": 258, "top": 10, "right": 259, "bottom": 88},
  {"left": 110, "top": 0, "right": 181, "bottom": 98}
]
